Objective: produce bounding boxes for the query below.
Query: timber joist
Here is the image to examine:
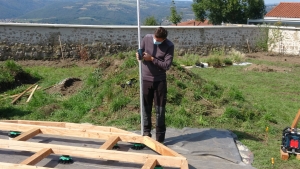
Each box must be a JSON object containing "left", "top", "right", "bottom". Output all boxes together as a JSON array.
[{"left": 0, "top": 120, "right": 188, "bottom": 169}]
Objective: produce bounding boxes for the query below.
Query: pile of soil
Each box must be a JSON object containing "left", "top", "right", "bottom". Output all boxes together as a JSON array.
[{"left": 46, "top": 78, "right": 83, "bottom": 96}]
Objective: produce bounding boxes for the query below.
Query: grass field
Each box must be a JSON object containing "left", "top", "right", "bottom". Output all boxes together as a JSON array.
[{"left": 1, "top": 51, "right": 300, "bottom": 169}]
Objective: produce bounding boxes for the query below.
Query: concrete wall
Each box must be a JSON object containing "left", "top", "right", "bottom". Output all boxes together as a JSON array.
[
  {"left": 0, "top": 23, "right": 273, "bottom": 60},
  {"left": 269, "top": 27, "right": 300, "bottom": 55}
]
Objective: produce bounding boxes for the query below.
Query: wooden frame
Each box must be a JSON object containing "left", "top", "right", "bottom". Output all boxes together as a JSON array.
[{"left": 0, "top": 120, "right": 188, "bottom": 169}]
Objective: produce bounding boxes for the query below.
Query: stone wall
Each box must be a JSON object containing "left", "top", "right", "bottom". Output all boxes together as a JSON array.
[
  {"left": 0, "top": 23, "right": 269, "bottom": 60},
  {"left": 268, "top": 27, "right": 300, "bottom": 55}
]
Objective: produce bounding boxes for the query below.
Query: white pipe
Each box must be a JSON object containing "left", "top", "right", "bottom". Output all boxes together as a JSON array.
[{"left": 137, "top": 0, "right": 144, "bottom": 136}]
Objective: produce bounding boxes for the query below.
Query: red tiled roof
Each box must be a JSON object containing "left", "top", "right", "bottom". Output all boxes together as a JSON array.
[
  {"left": 265, "top": 2, "right": 300, "bottom": 18},
  {"left": 174, "top": 20, "right": 212, "bottom": 26}
]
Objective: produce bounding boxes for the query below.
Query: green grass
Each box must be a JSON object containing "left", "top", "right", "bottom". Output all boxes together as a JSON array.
[
  {"left": 190, "top": 56, "right": 300, "bottom": 169},
  {"left": 0, "top": 52, "right": 300, "bottom": 168}
]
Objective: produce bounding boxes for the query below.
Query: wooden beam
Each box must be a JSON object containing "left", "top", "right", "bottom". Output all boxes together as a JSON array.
[
  {"left": 143, "top": 136, "right": 184, "bottom": 157},
  {"left": 11, "top": 84, "right": 36, "bottom": 104},
  {"left": 0, "top": 122, "right": 181, "bottom": 157},
  {"left": 291, "top": 109, "right": 300, "bottom": 128},
  {"left": 0, "top": 139, "right": 188, "bottom": 169},
  {"left": 100, "top": 136, "right": 120, "bottom": 150},
  {"left": 26, "top": 85, "right": 38, "bottom": 103},
  {"left": 142, "top": 158, "right": 157, "bottom": 169},
  {"left": 13, "top": 128, "right": 41, "bottom": 141},
  {"left": 0, "top": 120, "right": 133, "bottom": 134},
  {"left": 20, "top": 148, "right": 53, "bottom": 165},
  {"left": 0, "top": 122, "right": 143, "bottom": 142},
  {"left": 280, "top": 148, "right": 289, "bottom": 160},
  {"left": 141, "top": 158, "right": 157, "bottom": 169},
  {"left": 0, "top": 120, "right": 66, "bottom": 128},
  {"left": 0, "top": 162, "right": 55, "bottom": 169}
]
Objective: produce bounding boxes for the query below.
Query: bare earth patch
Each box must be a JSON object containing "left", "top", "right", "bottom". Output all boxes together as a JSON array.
[
  {"left": 46, "top": 78, "right": 83, "bottom": 96},
  {"left": 244, "top": 64, "right": 292, "bottom": 73}
]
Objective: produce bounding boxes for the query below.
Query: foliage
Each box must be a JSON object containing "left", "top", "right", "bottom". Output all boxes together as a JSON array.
[
  {"left": 192, "top": 0, "right": 266, "bottom": 25},
  {"left": 168, "top": 0, "right": 182, "bottom": 25},
  {"left": 255, "top": 24, "right": 283, "bottom": 52},
  {"left": 0, "top": 60, "right": 40, "bottom": 92},
  {"left": 143, "top": 16, "right": 158, "bottom": 26}
]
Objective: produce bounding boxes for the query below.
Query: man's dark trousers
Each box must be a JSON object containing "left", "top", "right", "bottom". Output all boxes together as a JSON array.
[{"left": 142, "top": 80, "right": 167, "bottom": 143}]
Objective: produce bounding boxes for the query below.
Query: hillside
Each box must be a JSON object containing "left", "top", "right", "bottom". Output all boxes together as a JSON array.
[{"left": 0, "top": 0, "right": 194, "bottom": 25}]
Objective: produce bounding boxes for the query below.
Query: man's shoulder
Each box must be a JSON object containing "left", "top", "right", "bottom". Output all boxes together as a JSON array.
[
  {"left": 165, "top": 39, "right": 174, "bottom": 47},
  {"left": 144, "top": 34, "right": 153, "bottom": 39}
]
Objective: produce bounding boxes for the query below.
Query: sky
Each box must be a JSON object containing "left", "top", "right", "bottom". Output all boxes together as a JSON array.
[
  {"left": 176, "top": 0, "right": 300, "bottom": 4},
  {"left": 264, "top": 0, "right": 300, "bottom": 4}
]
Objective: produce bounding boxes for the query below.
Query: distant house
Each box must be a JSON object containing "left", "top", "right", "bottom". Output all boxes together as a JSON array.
[
  {"left": 248, "top": 2, "right": 300, "bottom": 27},
  {"left": 173, "top": 20, "right": 212, "bottom": 26}
]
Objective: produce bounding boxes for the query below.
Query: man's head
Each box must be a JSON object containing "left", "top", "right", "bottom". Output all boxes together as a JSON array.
[{"left": 154, "top": 27, "right": 168, "bottom": 42}]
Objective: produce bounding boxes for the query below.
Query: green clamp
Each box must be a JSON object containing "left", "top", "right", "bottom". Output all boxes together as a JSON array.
[
  {"left": 131, "top": 143, "right": 145, "bottom": 150},
  {"left": 113, "top": 143, "right": 120, "bottom": 150},
  {"left": 58, "top": 155, "right": 73, "bottom": 164},
  {"left": 8, "top": 131, "right": 21, "bottom": 138}
]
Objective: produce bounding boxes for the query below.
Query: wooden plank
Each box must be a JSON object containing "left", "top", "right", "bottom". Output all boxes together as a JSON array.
[
  {"left": 0, "top": 122, "right": 144, "bottom": 143},
  {"left": 0, "top": 122, "right": 182, "bottom": 157},
  {"left": 280, "top": 148, "right": 289, "bottom": 160},
  {"left": 143, "top": 136, "right": 184, "bottom": 157},
  {"left": 291, "top": 109, "right": 300, "bottom": 128},
  {"left": 20, "top": 148, "right": 53, "bottom": 165},
  {"left": 0, "top": 162, "right": 55, "bottom": 169},
  {"left": 13, "top": 128, "right": 41, "bottom": 141},
  {"left": 0, "top": 120, "right": 66, "bottom": 128},
  {"left": 0, "top": 139, "right": 188, "bottom": 168},
  {"left": 180, "top": 158, "right": 189, "bottom": 169},
  {"left": 11, "top": 84, "right": 36, "bottom": 104},
  {"left": 141, "top": 158, "right": 157, "bottom": 169},
  {"left": 0, "top": 120, "right": 133, "bottom": 134},
  {"left": 100, "top": 136, "right": 120, "bottom": 150},
  {"left": 26, "top": 85, "right": 38, "bottom": 103}
]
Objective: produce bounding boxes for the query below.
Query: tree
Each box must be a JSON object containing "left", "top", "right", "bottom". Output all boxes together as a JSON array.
[
  {"left": 192, "top": 0, "right": 266, "bottom": 25},
  {"left": 247, "top": 0, "right": 266, "bottom": 19},
  {"left": 143, "top": 16, "right": 158, "bottom": 26},
  {"left": 168, "top": 0, "right": 182, "bottom": 26}
]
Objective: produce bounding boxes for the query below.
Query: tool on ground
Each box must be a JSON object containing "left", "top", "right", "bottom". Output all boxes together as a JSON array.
[
  {"left": 8, "top": 131, "right": 21, "bottom": 139},
  {"left": 281, "top": 109, "right": 300, "bottom": 160},
  {"left": 58, "top": 155, "right": 73, "bottom": 164},
  {"left": 131, "top": 143, "right": 146, "bottom": 150},
  {"left": 113, "top": 143, "right": 120, "bottom": 150},
  {"left": 154, "top": 165, "right": 164, "bottom": 169}
]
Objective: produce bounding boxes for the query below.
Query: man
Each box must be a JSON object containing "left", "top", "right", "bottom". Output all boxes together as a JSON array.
[{"left": 136, "top": 27, "right": 174, "bottom": 143}]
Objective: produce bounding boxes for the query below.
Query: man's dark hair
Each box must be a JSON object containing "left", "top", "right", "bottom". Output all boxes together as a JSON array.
[{"left": 154, "top": 27, "right": 168, "bottom": 39}]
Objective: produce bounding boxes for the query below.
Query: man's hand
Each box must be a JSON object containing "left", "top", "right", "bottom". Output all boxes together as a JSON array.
[
  {"left": 143, "top": 52, "right": 154, "bottom": 61},
  {"left": 135, "top": 52, "right": 140, "bottom": 61}
]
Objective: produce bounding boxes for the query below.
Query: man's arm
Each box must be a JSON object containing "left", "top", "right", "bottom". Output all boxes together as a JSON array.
[{"left": 144, "top": 45, "right": 174, "bottom": 71}]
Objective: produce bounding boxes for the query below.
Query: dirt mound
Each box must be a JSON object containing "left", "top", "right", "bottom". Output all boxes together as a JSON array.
[
  {"left": 244, "top": 64, "right": 291, "bottom": 73},
  {"left": 46, "top": 78, "right": 83, "bottom": 96}
]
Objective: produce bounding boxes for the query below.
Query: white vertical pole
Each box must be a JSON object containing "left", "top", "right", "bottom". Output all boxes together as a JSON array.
[{"left": 137, "top": 0, "right": 144, "bottom": 135}]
